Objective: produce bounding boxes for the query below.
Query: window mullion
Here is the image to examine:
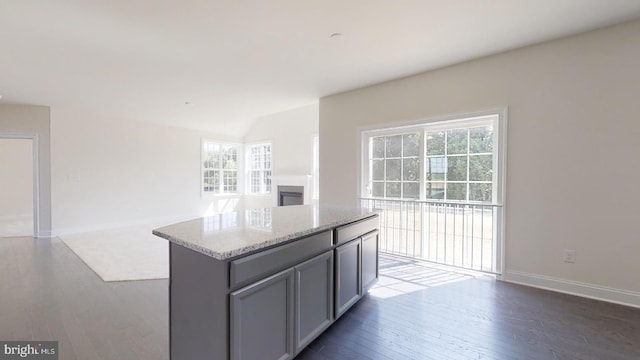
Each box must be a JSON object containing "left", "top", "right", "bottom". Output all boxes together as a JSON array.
[
  {"left": 400, "top": 135, "right": 404, "bottom": 198},
  {"left": 219, "top": 151, "right": 224, "bottom": 194},
  {"left": 383, "top": 139, "right": 387, "bottom": 198},
  {"left": 467, "top": 129, "right": 470, "bottom": 202},
  {"left": 419, "top": 131, "right": 425, "bottom": 201},
  {"left": 444, "top": 131, "right": 448, "bottom": 201}
]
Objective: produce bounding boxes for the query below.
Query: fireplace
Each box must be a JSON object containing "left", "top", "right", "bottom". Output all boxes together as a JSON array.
[{"left": 278, "top": 186, "right": 304, "bottom": 206}]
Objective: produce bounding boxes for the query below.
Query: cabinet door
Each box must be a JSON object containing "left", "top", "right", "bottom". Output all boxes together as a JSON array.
[
  {"left": 335, "top": 239, "right": 361, "bottom": 318},
  {"left": 230, "top": 269, "right": 294, "bottom": 360},
  {"left": 294, "top": 251, "right": 333, "bottom": 353},
  {"left": 361, "top": 230, "right": 379, "bottom": 294}
]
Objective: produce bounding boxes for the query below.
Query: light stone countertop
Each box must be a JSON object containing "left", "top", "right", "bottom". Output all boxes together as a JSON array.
[{"left": 152, "top": 204, "right": 379, "bottom": 260}]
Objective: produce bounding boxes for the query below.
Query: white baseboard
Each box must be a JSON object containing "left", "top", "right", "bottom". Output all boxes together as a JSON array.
[
  {"left": 36, "top": 230, "right": 52, "bottom": 238},
  {"left": 502, "top": 271, "right": 640, "bottom": 309},
  {"left": 52, "top": 214, "right": 197, "bottom": 238}
]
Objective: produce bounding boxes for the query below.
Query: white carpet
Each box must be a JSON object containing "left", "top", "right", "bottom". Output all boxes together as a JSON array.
[{"left": 61, "top": 225, "right": 169, "bottom": 282}]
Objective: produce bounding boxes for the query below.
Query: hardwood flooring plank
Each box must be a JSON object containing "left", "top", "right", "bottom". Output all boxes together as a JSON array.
[
  {"left": 299, "top": 255, "right": 640, "bottom": 360},
  {"left": 1, "top": 237, "right": 639, "bottom": 360}
]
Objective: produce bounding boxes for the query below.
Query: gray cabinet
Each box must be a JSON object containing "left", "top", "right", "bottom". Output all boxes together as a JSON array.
[
  {"left": 361, "top": 230, "right": 379, "bottom": 294},
  {"left": 335, "top": 216, "right": 379, "bottom": 245},
  {"left": 230, "top": 269, "right": 295, "bottom": 360},
  {"left": 334, "top": 229, "right": 379, "bottom": 319},
  {"left": 167, "top": 214, "right": 379, "bottom": 360},
  {"left": 294, "top": 251, "right": 334, "bottom": 353},
  {"left": 231, "top": 250, "right": 335, "bottom": 360},
  {"left": 230, "top": 231, "right": 332, "bottom": 289},
  {"left": 335, "top": 239, "right": 361, "bottom": 318}
]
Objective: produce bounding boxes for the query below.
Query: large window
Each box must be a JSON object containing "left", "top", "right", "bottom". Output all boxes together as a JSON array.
[
  {"left": 360, "top": 111, "right": 506, "bottom": 274},
  {"left": 364, "top": 114, "right": 500, "bottom": 204},
  {"left": 247, "top": 143, "right": 272, "bottom": 194},
  {"left": 203, "top": 141, "right": 239, "bottom": 194}
]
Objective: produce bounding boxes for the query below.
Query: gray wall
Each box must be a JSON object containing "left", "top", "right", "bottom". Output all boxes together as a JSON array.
[
  {"left": 0, "top": 104, "right": 51, "bottom": 237},
  {"left": 320, "top": 19, "right": 640, "bottom": 305}
]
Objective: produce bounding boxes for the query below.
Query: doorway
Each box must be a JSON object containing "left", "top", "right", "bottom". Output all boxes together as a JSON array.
[{"left": 0, "top": 138, "right": 35, "bottom": 237}]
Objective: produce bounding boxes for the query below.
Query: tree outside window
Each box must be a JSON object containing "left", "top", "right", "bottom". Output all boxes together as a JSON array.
[
  {"left": 425, "top": 126, "right": 493, "bottom": 202},
  {"left": 247, "top": 143, "right": 272, "bottom": 194},
  {"left": 367, "top": 122, "right": 495, "bottom": 203},
  {"left": 371, "top": 132, "right": 420, "bottom": 199},
  {"left": 203, "top": 141, "right": 239, "bottom": 194}
]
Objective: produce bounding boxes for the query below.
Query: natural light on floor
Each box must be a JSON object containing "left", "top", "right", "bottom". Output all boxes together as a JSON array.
[{"left": 370, "top": 253, "right": 491, "bottom": 299}]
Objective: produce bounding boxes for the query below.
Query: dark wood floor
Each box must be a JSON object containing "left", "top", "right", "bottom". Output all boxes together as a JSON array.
[
  {"left": 1, "top": 237, "right": 639, "bottom": 360},
  {"left": 0, "top": 237, "right": 167, "bottom": 360}
]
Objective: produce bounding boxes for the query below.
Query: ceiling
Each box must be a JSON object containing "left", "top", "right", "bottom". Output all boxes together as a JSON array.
[{"left": 2, "top": 1, "right": 640, "bottom": 137}]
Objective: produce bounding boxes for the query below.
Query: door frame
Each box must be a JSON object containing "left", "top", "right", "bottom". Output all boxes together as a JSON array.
[{"left": 0, "top": 134, "right": 39, "bottom": 237}]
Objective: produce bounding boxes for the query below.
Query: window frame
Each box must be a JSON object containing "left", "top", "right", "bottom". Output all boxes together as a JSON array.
[
  {"left": 369, "top": 132, "right": 422, "bottom": 200},
  {"left": 360, "top": 109, "right": 506, "bottom": 206},
  {"left": 245, "top": 141, "right": 273, "bottom": 195},
  {"left": 201, "top": 139, "right": 243, "bottom": 197}
]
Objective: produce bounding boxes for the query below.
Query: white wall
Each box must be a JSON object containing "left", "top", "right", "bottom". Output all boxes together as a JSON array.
[
  {"left": 0, "top": 104, "right": 51, "bottom": 237},
  {"left": 320, "top": 19, "right": 640, "bottom": 305},
  {"left": 51, "top": 107, "right": 243, "bottom": 234},
  {"left": 243, "top": 103, "right": 319, "bottom": 209},
  {"left": 0, "top": 139, "right": 33, "bottom": 236}
]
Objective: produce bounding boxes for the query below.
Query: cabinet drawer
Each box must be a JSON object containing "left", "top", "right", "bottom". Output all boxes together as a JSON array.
[
  {"left": 230, "top": 231, "right": 333, "bottom": 289},
  {"left": 334, "top": 215, "right": 379, "bottom": 245}
]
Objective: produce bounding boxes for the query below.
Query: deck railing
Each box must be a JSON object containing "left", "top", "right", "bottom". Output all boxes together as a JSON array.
[{"left": 360, "top": 197, "right": 502, "bottom": 273}]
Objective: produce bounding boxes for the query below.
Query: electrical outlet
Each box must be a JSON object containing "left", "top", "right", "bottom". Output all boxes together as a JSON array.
[{"left": 564, "top": 249, "right": 576, "bottom": 263}]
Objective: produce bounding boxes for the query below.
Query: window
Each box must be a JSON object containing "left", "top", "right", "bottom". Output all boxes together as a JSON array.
[
  {"left": 425, "top": 126, "right": 493, "bottom": 202},
  {"left": 363, "top": 113, "right": 502, "bottom": 204},
  {"left": 360, "top": 111, "right": 506, "bottom": 274},
  {"left": 246, "top": 143, "right": 272, "bottom": 194},
  {"left": 203, "top": 141, "right": 240, "bottom": 194},
  {"left": 370, "top": 133, "right": 421, "bottom": 199}
]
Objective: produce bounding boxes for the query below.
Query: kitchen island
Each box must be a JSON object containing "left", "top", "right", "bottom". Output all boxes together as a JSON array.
[{"left": 153, "top": 204, "right": 380, "bottom": 360}]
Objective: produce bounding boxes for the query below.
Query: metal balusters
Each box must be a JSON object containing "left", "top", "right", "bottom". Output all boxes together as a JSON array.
[{"left": 360, "top": 197, "right": 499, "bottom": 274}]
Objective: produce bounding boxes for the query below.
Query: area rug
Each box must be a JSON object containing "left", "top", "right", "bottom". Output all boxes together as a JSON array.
[{"left": 61, "top": 224, "right": 169, "bottom": 282}]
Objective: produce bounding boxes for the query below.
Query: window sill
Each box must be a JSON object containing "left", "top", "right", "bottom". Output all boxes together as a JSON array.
[
  {"left": 201, "top": 193, "right": 243, "bottom": 199},
  {"left": 245, "top": 193, "right": 272, "bottom": 198}
]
